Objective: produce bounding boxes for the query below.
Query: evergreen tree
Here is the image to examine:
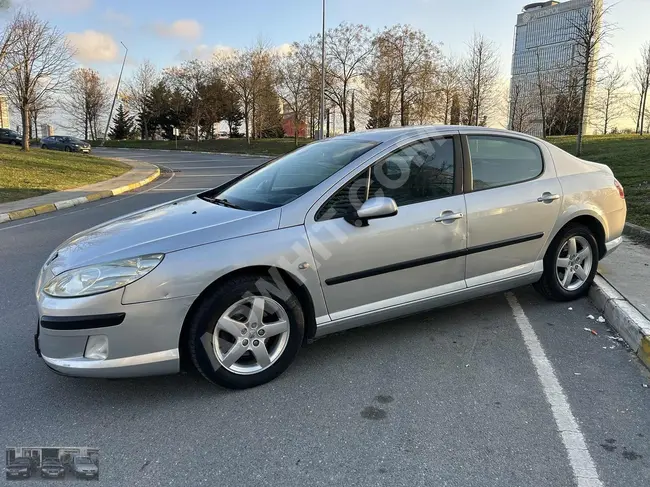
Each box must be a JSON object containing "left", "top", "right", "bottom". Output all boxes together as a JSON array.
[
  {"left": 450, "top": 93, "right": 461, "bottom": 125},
  {"left": 109, "top": 103, "right": 134, "bottom": 140}
]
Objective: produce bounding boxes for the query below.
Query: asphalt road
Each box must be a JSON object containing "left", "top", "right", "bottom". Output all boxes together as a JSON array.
[{"left": 1, "top": 148, "right": 648, "bottom": 486}]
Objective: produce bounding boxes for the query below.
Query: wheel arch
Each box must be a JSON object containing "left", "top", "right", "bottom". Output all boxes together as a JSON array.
[
  {"left": 550, "top": 213, "right": 606, "bottom": 259},
  {"left": 178, "top": 265, "right": 317, "bottom": 371}
]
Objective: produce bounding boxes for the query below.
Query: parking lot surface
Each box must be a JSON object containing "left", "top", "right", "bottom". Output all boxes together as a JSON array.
[{"left": 1, "top": 148, "right": 648, "bottom": 486}]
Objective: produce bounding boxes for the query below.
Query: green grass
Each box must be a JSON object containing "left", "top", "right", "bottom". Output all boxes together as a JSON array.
[
  {"left": 97, "top": 138, "right": 310, "bottom": 156},
  {"left": 548, "top": 134, "right": 650, "bottom": 228},
  {"left": 0, "top": 145, "right": 130, "bottom": 204}
]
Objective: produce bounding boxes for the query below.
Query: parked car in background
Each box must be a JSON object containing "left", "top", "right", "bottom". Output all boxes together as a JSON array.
[
  {"left": 40, "top": 459, "right": 66, "bottom": 479},
  {"left": 5, "top": 457, "right": 33, "bottom": 479},
  {"left": 35, "top": 126, "right": 626, "bottom": 390},
  {"left": 41, "top": 135, "right": 91, "bottom": 153},
  {"left": 70, "top": 456, "right": 98, "bottom": 479},
  {"left": 0, "top": 128, "right": 22, "bottom": 146}
]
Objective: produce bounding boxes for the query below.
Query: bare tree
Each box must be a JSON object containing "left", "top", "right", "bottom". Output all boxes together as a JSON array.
[
  {"left": 316, "top": 22, "right": 372, "bottom": 133},
  {"left": 125, "top": 59, "right": 158, "bottom": 139},
  {"left": 29, "top": 96, "right": 52, "bottom": 139},
  {"left": 1, "top": 10, "right": 73, "bottom": 150},
  {"left": 632, "top": 41, "right": 650, "bottom": 135},
  {"left": 61, "top": 68, "right": 110, "bottom": 140},
  {"left": 566, "top": 0, "right": 614, "bottom": 155},
  {"left": 461, "top": 32, "right": 500, "bottom": 126},
  {"left": 374, "top": 25, "right": 441, "bottom": 126},
  {"left": 593, "top": 63, "right": 626, "bottom": 134},
  {"left": 277, "top": 50, "right": 309, "bottom": 146},
  {"left": 438, "top": 56, "right": 461, "bottom": 124},
  {"left": 509, "top": 81, "right": 535, "bottom": 133},
  {"left": 220, "top": 48, "right": 259, "bottom": 143},
  {"left": 0, "top": 4, "right": 18, "bottom": 86}
]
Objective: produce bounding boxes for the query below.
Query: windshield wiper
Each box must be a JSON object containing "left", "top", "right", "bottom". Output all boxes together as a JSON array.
[{"left": 203, "top": 196, "right": 242, "bottom": 209}]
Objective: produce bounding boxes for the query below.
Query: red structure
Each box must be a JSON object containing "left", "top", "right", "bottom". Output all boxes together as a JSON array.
[{"left": 282, "top": 112, "right": 307, "bottom": 138}]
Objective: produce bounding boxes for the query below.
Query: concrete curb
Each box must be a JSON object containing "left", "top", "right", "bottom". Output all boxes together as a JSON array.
[
  {"left": 624, "top": 222, "right": 650, "bottom": 244},
  {"left": 589, "top": 275, "right": 650, "bottom": 370},
  {"left": 0, "top": 166, "right": 160, "bottom": 224}
]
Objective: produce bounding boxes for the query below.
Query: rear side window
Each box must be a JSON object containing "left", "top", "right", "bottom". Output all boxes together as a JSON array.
[{"left": 467, "top": 135, "right": 543, "bottom": 190}]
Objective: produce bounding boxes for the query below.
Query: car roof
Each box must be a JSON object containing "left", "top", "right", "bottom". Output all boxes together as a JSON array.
[{"left": 331, "top": 125, "right": 544, "bottom": 144}]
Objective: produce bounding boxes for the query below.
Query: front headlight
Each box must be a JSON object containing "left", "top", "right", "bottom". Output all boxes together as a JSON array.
[{"left": 43, "top": 254, "right": 164, "bottom": 297}]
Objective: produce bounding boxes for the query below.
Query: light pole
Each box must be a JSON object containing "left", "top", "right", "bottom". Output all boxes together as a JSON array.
[
  {"left": 318, "top": 0, "right": 326, "bottom": 140},
  {"left": 102, "top": 41, "right": 128, "bottom": 146}
]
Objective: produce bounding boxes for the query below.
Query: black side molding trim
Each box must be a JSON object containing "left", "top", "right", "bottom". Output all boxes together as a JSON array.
[
  {"left": 40, "top": 313, "right": 126, "bottom": 330},
  {"left": 325, "top": 232, "right": 544, "bottom": 286}
]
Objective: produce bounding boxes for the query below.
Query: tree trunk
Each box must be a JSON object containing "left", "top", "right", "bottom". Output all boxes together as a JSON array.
[
  {"left": 21, "top": 107, "right": 30, "bottom": 151},
  {"left": 640, "top": 84, "right": 649, "bottom": 136},
  {"left": 603, "top": 93, "right": 610, "bottom": 135},
  {"left": 576, "top": 63, "right": 590, "bottom": 156},
  {"left": 252, "top": 102, "right": 256, "bottom": 140},
  {"left": 294, "top": 112, "right": 298, "bottom": 147},
  {"left": 244, "top": 101, "right": 250, "bottom": 144},
  {"left": 400, "top": 88, "right": 406, "bottom": 126},
  {"left": 33, "top": 113, "right": 38, "bottom": 140}
]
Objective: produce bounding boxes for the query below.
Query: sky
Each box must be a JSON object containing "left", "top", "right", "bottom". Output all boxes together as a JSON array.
[{"left": 4, "top": 0, "right": 650, "bottom": 131}]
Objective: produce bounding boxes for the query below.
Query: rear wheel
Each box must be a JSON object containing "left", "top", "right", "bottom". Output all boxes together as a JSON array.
[
  {"left": 188, "top": 274, "right": 305, "bottom": 389},
  {"left": 10, "top": 140, "right": 16, "bottom": 146},
  {"left": 534, "top": 223, "right": 598, "bottom": 301}
]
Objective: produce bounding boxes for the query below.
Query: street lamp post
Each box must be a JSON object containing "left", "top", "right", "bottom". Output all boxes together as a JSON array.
[
  {"left": 318, "top": 0, "right": 326, "bottom": 140},
  {"left": 102, "top": 41, "right": 128, "bottom": 146}
]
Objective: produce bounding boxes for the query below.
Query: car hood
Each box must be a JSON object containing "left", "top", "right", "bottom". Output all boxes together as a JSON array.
[{"left": 50, "top": 196, "right": 282, "bottom": 274}]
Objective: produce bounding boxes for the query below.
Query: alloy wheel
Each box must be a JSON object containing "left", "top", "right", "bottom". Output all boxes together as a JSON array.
[
  {"left": 212, "top": 296, "right": 290, "bottom": 375},
  {"left": 555, "top": 235, "right": 593, "bottom": 291}
]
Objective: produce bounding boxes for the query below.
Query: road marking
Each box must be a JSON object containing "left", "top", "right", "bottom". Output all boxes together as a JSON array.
[
  {"left": 505, "top": 293, "right": 602, "bottom": 487},
  {"left": 150, "top": 188, "right": 211, "bottom": 192},
  {"left": 169, "top": 165, "right": 259, "bottom": 169},
  {"left": 174, "top": 174, "right": 239, "bottom": 177}
]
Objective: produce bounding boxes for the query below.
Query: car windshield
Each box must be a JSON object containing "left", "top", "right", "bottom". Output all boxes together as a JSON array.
[
  {"left": 7, "top": 130, "right": 19, "bottom": 137},
  {"left": 76, "top": 457, "right": 93, "bottom": 464},
  {"left": 69, "top": 137, "right": 84, "bottom": 143},
  {"left": 202, "top": 138, "right": 378, "bottom": 211}
]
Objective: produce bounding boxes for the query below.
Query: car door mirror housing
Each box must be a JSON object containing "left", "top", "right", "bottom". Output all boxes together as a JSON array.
[{"left": 344, "top": 197, "right": 398, "bottom": 227}]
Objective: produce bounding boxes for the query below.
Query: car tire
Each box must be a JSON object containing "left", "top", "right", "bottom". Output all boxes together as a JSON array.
[
  {"left": 42, "top": 145, "right": 48, "bottom": 149},
  {"left": 64, "top": 146, "right": 71, "bottom": 152},
  {"left": 534, "top": 223, "right": 599, "bottom": 301},
  {"left": 10, "top": 140, "right": 16, "bottom": 146},
  {"left": 188, "top": 273, "right": 305, "bottom": 389}
]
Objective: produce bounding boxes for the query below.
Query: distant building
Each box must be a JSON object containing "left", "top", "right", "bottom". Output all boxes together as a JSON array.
[
  {"left": 41, "top": 124, "right": 54, "bottom": 137},
  {"left": 281, "top": 102, "right": 307, "bottom": 138},
  {"left": 509, "top": 0, "right": 602, "bottom": 136},
  {"left": 0, "top": 95, "right": 9, "bottom": 129}
]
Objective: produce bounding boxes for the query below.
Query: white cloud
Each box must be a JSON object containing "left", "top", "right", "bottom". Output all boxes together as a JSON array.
[
  {"left": 154, "top": 19, "right": 202, "bottom": 41},
  {"left": 273, "top": 43, "right": 293, "bottom": 56},
  {"left": 67, "top": 30, "right": 119, "bottom": 63},
  {"left": 103, "top": 8, "right": 132, "bottom": 28},
  {"left": 176, "top": 44, "right": 234, "bottom": 61}
]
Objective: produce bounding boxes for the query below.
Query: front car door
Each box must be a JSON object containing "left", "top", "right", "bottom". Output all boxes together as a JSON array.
[
  {"left": 462, "top": 132, "right": 562, "bottom": 285},
  {"left": 306, "top": 134, "right": 467, "bottom": 321}
]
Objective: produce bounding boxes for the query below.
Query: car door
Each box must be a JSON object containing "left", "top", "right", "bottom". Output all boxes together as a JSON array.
[
  {"left": 0, "top": 129, "right": 7, "bottom": 143},
  {"left": 463, "top": 133, "right": 562, "bottom": 285},
  {"left": 305, "top": 135, "right": 467, "bottom": 320}
]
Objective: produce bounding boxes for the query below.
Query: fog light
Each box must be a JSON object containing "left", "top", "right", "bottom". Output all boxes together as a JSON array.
[{"left": 84, "top": 335, "right": 109, "bottom": 360}]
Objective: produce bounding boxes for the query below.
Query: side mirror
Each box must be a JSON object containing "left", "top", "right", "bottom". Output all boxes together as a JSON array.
[{"left": 344, "top": 197, "right": 398, "bottom": 227}]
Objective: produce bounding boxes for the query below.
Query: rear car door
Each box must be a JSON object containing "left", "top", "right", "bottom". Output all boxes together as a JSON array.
[
  {"left": 305, "top": 135, "right": 467, "bottom": 319},
  {"left": 463, "top": 133, "right": 561, "bottom": 285}
]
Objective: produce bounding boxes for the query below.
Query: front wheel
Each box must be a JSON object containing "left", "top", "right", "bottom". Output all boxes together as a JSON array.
[
  {"left": 534, "top": 223, "right": 599, "bottom": 301},
  {"left": 41, "top": 145, "right": 48, "bottom": 149},
  {"left": 64, "top": 146, "right": 71, "bottom": 152},
  {"left": 188, "top": 274, "right": 305, "bottom": 389}
]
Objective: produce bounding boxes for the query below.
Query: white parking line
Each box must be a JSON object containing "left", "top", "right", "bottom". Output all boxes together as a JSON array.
[
  {"left": 150, "top": 188, "right": 211, "bottom": 192},
  {"left": 505, "top": 293, "right": 602, "bottom": 487},
  {"left": 172, "top": 165, "right": 259, "bottom": 170}
]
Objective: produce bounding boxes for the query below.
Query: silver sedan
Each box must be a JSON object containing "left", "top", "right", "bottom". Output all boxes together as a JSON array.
[{"left": 35, "top": 126, "right": 626, "bottom": 389}]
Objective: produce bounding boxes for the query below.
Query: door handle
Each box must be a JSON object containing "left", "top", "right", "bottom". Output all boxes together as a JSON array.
[
  {"left": 537, "top": 192, "right": 560, "bottom": 203},
  {"left": 435, "top": 211, "right": 464, "bottom": 223}
]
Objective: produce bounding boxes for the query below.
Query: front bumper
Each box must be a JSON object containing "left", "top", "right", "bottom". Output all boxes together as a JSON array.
[
  {"left": 36, "top": 288, "right": 196, "bottom": 378},
  {"left": 41, "top": 470, "right": 65, "bottom": 478}
]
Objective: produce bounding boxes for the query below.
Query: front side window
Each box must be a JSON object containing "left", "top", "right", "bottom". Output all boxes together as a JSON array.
[
  {"left": 205, "top": 138, "right": 377, "bottom": 211},
  {"left": 467, "top": 135, "right": 543, "bottom": 190},
  {"left": 316, "top": 137, "right": 456, "bottom": 221}
]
